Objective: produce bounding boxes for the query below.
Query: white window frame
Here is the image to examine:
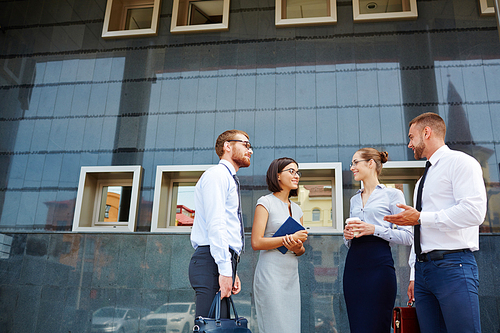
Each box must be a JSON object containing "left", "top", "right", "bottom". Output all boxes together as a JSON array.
[
  {"left": 72, "top": 166, "right": 142, "bottom": 232},
  {"left": 295, "top": 162, "right": 344, "bottom": 233},
  {"left": 275, "top": 0, "right": 337, "bottom": 27},
  {"left": 478, "top": 0, "right": 495, "bottom": 16},
  {"left": 170, "top": 0, "right": 230, "bottom": 34},
  {"left": 352, "top": 0, "right": 417, "bottom": 22},
  {"left": 151, "top": 165, "right": 213, "bottom": 233},
  {"left": 101, "top": 0, "right": 162, "bottom": 39}
]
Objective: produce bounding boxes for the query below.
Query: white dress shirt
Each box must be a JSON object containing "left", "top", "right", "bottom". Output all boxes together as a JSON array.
[
  {"left": 344, "top": 184, "right": 413, "bottom": 248},
  {"left": 409, "top": 145, "right": 487, "bottom": 279},
  {"left": 190, "top": 159, "right": 243, "bottom": 277}
]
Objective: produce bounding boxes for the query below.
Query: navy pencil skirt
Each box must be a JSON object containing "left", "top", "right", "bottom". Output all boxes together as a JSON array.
[{"left": 343, "top": 236, "right": 397, "bottom": 333}]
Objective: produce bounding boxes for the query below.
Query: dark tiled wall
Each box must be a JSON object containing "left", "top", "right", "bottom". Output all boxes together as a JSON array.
[{"left": 1, "top": 233, "right": 499, "bottom": 332}]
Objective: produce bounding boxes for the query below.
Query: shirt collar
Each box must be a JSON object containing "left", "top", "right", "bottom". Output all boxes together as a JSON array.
[
  {"left": 356, "top": 183, "right": 386, "bottom": 194},
  {"left": 219, "top": 159, "right": 236, "bottom": 175},
  {"left": 428, "top": 144, "right": 449, "bottom": 166}
]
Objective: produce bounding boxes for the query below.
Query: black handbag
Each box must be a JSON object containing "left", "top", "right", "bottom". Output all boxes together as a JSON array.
[{"left": 193, "top": 292, "right": 251, "bottom": 333}]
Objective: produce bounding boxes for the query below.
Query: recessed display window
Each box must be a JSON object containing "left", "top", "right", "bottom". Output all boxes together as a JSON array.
[
  {"left": 478, "top": 0, "right": 495, "bottom": 16},
  {"left": 102, "top": 0, "right": 162, "bottom": 39},
  {"left": 151, "top": 165, "right": 212, "bottom": 232},
  {"left": 170, "top": 0, "right": 230, "bottom": 34},
  {"left": 352, "top": 0, "right": 417, "bottom": 22},
  {"left": 72, "top": 166, "right": 142, "bottom": 232},
  {"left": 276, "top": 0, "right": 337, "bottom": 27}
]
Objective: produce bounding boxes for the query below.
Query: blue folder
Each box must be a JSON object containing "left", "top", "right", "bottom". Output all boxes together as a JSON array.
[{"left": 272, "top": 216, "right": 305, "bottom": 254}]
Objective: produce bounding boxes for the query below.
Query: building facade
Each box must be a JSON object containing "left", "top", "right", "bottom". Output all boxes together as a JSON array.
[{"left": 1, "top": 0, "right": 500, "bottom": 332}]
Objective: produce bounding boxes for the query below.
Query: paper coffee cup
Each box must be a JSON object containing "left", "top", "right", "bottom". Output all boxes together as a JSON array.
[{"left": 346, "top": 217, "right": 361, "bottom": 236}]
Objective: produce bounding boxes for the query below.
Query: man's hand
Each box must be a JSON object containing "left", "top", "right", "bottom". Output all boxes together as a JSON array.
[
  {"left": 232, "top": 274, "right": 241, "bottom": 295},
  {"left": 219, "top": 275, "right": 233, "bottom": 299},
  {"left": 407, "top": 281, "right": 415, "bottom": 303},
  {"left": 384, "top": 204, "right": 420, "bottom": 226}
]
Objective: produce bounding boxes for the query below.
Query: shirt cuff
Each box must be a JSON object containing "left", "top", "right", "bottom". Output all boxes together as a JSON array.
[
  {"left": 373, "top": 225, "right": 384, "bottom": 237},
  {"left": 419, "top": 211, "right": 434, "bottom": 227},
  {"left": 218, "top": 260, "right": 233, "bottom": 277}
]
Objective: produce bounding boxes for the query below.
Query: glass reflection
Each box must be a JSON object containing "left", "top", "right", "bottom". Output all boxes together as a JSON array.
[
  {"left": 358, "top": 0, "right": 412, "bottom": 14},
  {"left": 284, "top": 0, "right": 329, "bottom": 19},
  {"left": 169, "top": 182, "right": 196, "bottom": 226},
  {"left": 292, "top": 180, "right": 333, "bottom": 227},
  {"left": 98, "top": 186, "right": 132, "bottom": 223},
  {"left": 140, "top": 302, "right": 195, "bottom": 333},
  {"left": 177, "top": 0, "right": 223, "bottom": 26},
  {"left": 125, "top": 7, "right": 154, "bottom": 30}
]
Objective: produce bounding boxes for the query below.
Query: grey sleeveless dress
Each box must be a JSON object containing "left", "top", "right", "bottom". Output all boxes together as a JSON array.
[{"left": 253, "top": 193, "right": 303, "bottom": 333}]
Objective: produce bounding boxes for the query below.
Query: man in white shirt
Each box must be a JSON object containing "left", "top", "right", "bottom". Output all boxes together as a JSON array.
[
  {"left": 384, "top": 112, "right": 486, "bottom": 333},
  {"left": 189, "top": 129, "right": 253, "bottom": 319}
]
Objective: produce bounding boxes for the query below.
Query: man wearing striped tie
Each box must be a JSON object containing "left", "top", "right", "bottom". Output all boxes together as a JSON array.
[
  {"left": 189, "top": 130, "right": 253, "bottom": 319},
  {"left": 384, "top": 112, "right": 487, "bottom": 333}
]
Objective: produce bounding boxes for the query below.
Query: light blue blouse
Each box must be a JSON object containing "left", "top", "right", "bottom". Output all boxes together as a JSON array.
[{"left": 344, "top": 184, "right": 413, "bottom": 248}]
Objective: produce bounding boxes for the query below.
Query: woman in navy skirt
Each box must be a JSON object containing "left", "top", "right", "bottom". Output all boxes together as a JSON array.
[{"left": 343, "top": 148, "right": 413, "bottom": 333}]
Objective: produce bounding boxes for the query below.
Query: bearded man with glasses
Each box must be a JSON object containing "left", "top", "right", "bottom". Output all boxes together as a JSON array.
[{"left": 189, "top": 129, "right": 253, "bottom": 319}]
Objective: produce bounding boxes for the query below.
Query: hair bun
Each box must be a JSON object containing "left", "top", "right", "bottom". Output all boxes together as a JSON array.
[{"left": 380, "top": 151, "right": 389, "bottom": 163}]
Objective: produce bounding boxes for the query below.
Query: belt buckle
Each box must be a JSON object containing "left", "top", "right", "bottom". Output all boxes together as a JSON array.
[{"left": 417, "top": 254, "right": 428, "bottom": 262}]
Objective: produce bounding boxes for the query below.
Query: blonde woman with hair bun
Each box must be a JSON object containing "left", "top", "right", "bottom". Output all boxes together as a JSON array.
[{"left": 342, "top": 148, "right": 413, "bottom": 333}]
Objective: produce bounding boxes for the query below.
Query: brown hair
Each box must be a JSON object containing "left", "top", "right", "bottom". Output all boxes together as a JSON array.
[
  {"left": 266, "top": 157, "right": 299, "bottom": 197},
  {"left": 215, "top": 130, "right": 249, "bottom": 158},
  {"left": 357, "top": 148, "right": 388, "bottom": 177},
  {"left": 409, "top": 112, "right": 446, "bottom": 139}
]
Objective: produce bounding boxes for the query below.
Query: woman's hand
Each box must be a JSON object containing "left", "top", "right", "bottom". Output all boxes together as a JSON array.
[
  {"left": 293, "top": 229, "right": 308, "bottom": 242},
  {"left": 283, "top": 234, "right": 305, "bottom": 255},
  {"left": 346, "top": 220, "right": 374, "bottom": 238},
  {"left": 344, "top": 224, "right": 354, "bottom": 240}
]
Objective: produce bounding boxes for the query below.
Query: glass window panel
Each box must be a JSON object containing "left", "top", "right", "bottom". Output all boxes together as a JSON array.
[
  {"left": 97, "top": 186, "right": 132, "bottom": 223},
  {"left": 358, "top": 0, "right": 410, "bottom": 14},
  {"left": 285, "top": 0, "right": 329, "bottom": 19},
  {"left": 177, "top": 0, "right": 224, "bottom": 26},
  {"left": 169, "top": 182, "right": 196, "bottom": 226},
  {"left": 292, "top": 180, "right": 333, "bottom": 228},
  {"left": 125, "top": 7, "right": 154, "bottom": 30}
]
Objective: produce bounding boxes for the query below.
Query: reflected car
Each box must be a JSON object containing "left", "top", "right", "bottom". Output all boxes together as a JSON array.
[
  {"left": 141, "top": 302, "right": 195, "bottom": 333},
  {"left": 91, "top": 307, "right": 141, "bottom": 333}
]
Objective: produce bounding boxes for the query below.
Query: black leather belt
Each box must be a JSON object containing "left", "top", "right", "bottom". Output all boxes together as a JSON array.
[{"left": 417, "top": 249, "right": 470, "bottom": 262}]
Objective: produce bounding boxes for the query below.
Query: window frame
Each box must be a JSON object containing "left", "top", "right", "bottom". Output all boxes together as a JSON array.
[
  {"left": 101, "top": 0, "right": 162, "bottom": 39},
  {"left": 478, "top": 0, "right": 495, "bottom": 16},
  {"left": 72, "top": 166, "right": 142, "bottom": 232},
  {"left": 294, "top": 162, "right": 344, "bottom": 233},
  {"left": 275, "top": 0, "right": 337, "bottom": 27},
  {"left": 92, "top": 179, "right": 134, "bottom": 227},
  {"left": 170, "top": 0, "right": 230, "bottom": 34},
  {"left": 151, "top": 165, "right": 213, "bottom": 233},
  {"left": 352, "top": 0, "right": 418, "bottom": 22}
]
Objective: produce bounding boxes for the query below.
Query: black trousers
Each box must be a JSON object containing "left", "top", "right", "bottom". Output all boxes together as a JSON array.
[{"left": 188, "top": 246, "right": 238, "bottom": 318}]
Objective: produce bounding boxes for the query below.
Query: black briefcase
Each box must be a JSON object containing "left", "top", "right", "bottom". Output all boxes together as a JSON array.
[{"left": 193, "top": 292, "right": 251, "bottom": 333}]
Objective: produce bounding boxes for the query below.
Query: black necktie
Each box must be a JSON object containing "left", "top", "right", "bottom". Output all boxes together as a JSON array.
[
  {"left": 415, "top": 161, "right": 431, "bottom": 259},
  {"left": 233, "top": 174, "right": 245, "bottom": 252}
]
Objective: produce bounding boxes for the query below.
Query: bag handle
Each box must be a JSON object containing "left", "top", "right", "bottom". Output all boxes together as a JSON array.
[{"left": 207, "top": 291, "right": 241, "bottom": 320}]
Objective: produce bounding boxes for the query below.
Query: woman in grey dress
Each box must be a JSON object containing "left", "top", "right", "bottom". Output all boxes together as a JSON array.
[{"left": 251, "top": 157, "right": 308, "bottom": 333}]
